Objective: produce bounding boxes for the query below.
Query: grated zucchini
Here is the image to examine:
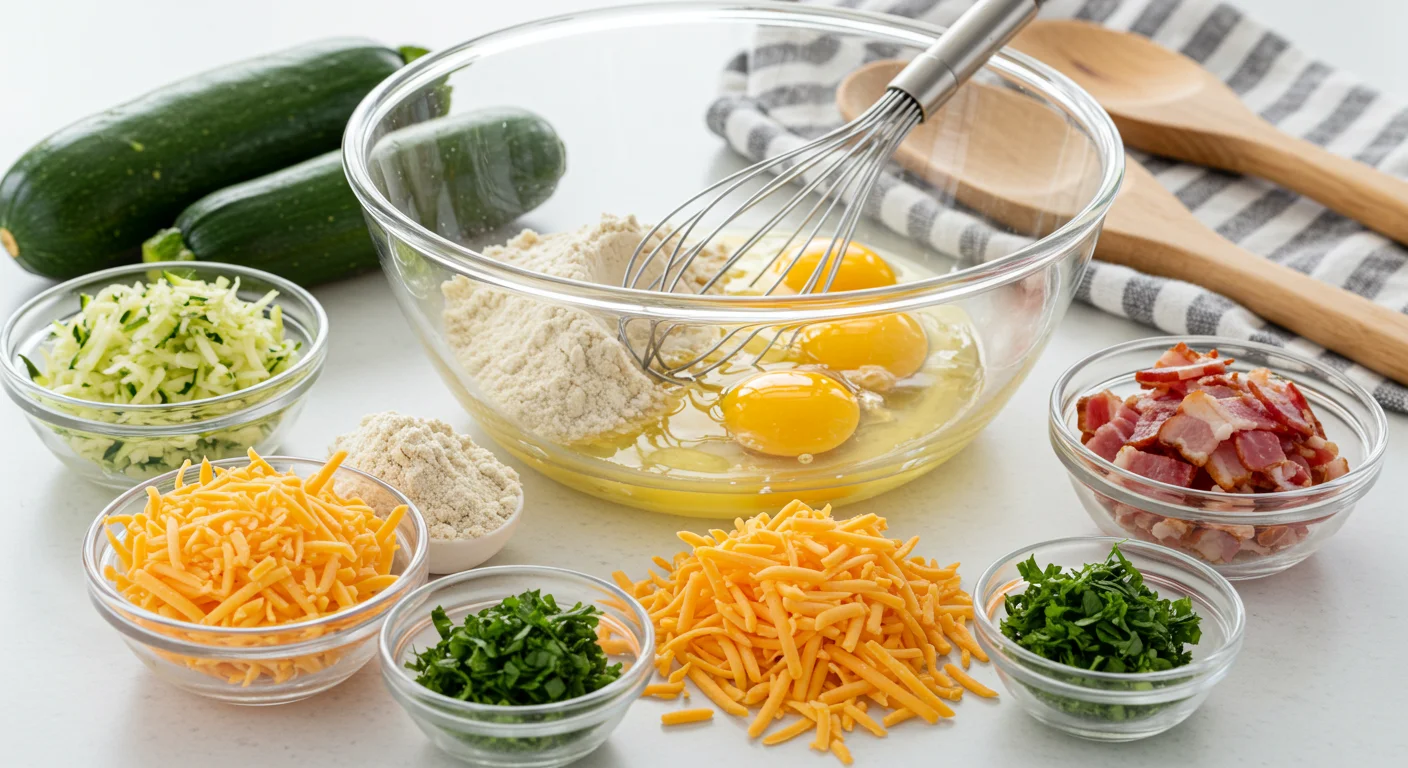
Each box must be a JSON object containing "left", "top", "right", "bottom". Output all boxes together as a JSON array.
[
  {"left": 28, "top": 273, "right": 298, "bottom": 405},
  {"left": 22, "top": 274, "right": 304, "bottom": 480}
]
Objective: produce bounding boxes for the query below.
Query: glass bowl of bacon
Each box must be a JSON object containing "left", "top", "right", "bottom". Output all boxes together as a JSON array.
[
  {"left": 82, "top": 453, "right": 430, "bottom": 704},
  {"left": 1049, "top": 337, "right": 1387, "bottom": 580}
]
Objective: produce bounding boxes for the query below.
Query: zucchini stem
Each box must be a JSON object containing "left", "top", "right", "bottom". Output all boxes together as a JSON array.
[{"left": 142, "top": 228, "right": 195, "bottom": 263}]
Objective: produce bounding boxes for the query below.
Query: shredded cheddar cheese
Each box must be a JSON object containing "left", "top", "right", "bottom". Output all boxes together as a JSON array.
[
  {"left": 621, "top": 501, "right": 993, "bottom": 764},
  {"left": 661, "top": 708, "right": 715, "bottom": 726},
  {"left": 102, "top": 449, "right": 404, "bottom": 685}
]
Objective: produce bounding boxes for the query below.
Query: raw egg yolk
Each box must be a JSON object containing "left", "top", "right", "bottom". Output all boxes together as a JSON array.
[
  {"left": 776, "top": 242, "right": 897, "bottom": 293},
  {"left": 721, "top": 371, "right": 860, "bottom": 457},
  {"left": 799, "top": 313, "right": 929, "bottom": 379}
]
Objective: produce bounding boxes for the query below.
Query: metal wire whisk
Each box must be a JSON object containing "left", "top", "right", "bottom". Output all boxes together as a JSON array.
[{"left": 619, "top": 0, "right": 1046, "bottom": 384}]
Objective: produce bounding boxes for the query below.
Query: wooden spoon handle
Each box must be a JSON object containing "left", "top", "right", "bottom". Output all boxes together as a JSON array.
[
  {"left": 1098, "top": 224, "right": 1408, "bottom": 384},
  {"left": 1236, "top": 129, "right": 1408, "bottom": 246}
]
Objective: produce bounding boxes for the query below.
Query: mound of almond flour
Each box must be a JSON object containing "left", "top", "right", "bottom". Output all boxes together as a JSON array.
[
  {"left": 330, "top": 412, "right": 520, "bottom": 541},
  {"left": 441, "top": 214, "right": 725, "bottom": 445}
]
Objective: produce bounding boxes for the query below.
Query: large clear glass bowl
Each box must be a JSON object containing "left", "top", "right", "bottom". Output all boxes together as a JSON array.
[{"left": 343, "top": 2, "right": 1123, "bottom": 516}]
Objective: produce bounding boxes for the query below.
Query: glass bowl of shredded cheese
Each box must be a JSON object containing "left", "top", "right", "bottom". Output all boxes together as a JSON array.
[
  {"left": 2, "top": 261, "right": 327, "bottom": 488},
  {"left": 82, "top": 453, "right": 430, "bottom": 705},
  {"left": 343, "top": 2, "right": 1124, "bottom": 516},
  {"left": 379, "top": 565, "right": 654, "bottom": 766}
]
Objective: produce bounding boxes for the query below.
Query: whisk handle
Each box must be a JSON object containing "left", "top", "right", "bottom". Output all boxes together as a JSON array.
[{"left": 888, "top": 0, "right": 1045, "bottom": 119}]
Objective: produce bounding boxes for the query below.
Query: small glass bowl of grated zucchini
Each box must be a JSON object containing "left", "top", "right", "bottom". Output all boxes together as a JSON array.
[
  {"left": 379, "top": 566, "right": 654, "bottom": 767},
  {"left": 1, "top": 262, "right": 327, "bottom": 488},
  {"left": 973, "top": 537, "right": 1245, "bottom": 742}
]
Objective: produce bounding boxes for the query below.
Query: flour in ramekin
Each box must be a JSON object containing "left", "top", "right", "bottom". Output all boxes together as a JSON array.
[{"left": 330, "top": 412, "right": 519, "bottom": 541}]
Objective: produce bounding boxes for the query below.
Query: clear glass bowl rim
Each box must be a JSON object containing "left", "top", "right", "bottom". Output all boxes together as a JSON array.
[
  {"left": 83, "top": 455, "right": 430, "bottom": 654},
  {"left": 379, "top": 564, "right": 656, "bottom": 717},
  {"left": 973, "top": 536, "right": 1245, "bottom": 693},
  {"left": 0, "top": 261, "right": 330, "bottom": 429},
  {"left": 341, "top": 0, "right": 1126, "bottom": 322},
  {"left": 1049, "top": 335, "right": 1389, "bottom": 519}
]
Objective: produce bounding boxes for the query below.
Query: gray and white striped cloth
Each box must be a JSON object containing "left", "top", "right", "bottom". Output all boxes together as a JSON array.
[{"left": 706, "top": 0, "right": 1408, "bottom": 412}]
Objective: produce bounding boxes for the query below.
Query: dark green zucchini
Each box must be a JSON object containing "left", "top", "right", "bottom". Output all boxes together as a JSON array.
[
  {"left": 0, "top": 38, "right": 414, "bottom": 279},
  {"left": 143, "top": 108, "right": 567, "bottom": 286}
]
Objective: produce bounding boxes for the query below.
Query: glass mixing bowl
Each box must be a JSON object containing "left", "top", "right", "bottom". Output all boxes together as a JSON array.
[
  {"left": 974, "top": 537, "right": 1244, "bottom": 742},
  {"left": 344, "top": 2, "right": 1123, "bottom": 516}
]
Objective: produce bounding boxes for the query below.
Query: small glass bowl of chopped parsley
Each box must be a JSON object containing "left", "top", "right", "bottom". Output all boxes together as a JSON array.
[
  {"left": 973, "top": 537, "right": 1244, "bottom": 741},
  {"left": 379, "top": 565, "right": 654, "bottom": 767},
  {"left": 1, "top": 262, "right": 327, "bottom": 487}
]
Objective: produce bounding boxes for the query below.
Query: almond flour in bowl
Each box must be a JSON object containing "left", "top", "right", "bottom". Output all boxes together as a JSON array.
[{"left": 330, "top": 412, "right": 521, "bottom": 542}]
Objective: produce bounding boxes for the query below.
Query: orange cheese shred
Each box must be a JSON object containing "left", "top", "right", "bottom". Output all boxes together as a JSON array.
[
  {"left": 627, "top": 500, "right": 995, "bottom": 764},
  {"left": 661, "top": 708, "right": 715, "bottom": 726}
]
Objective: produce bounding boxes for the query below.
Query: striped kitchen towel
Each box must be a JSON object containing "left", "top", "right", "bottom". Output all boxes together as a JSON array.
[{"left": 706, "top": 0, "right": 1408, "bottom": 412}]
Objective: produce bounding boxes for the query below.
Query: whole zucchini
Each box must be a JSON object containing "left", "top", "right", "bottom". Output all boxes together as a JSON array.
[
  {"left": 143, "top": 108, "right": 567, "bottom": 286},
  {"left": 0, "top": 38, "right": 412, "bottom": 279}
]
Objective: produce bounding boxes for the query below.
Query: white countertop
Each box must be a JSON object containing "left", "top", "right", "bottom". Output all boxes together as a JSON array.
[{"left": 3, "top": 1, "right": 1406, "bottom": 766}]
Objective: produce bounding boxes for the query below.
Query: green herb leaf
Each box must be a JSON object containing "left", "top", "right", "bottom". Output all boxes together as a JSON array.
[
  {"left": 406, "top": 590, "right": 623, "bottom": 706},
  {"left": 399, "top": 45, "right": 431, "bottom": 63}
]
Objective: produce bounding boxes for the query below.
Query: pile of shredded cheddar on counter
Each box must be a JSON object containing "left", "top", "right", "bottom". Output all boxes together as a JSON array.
[
  {"left": 102, "top": 449, "right": 404, "bottom": 685},
  {"left": 614, "top": 500, "right": 995, "bottom": 765}
]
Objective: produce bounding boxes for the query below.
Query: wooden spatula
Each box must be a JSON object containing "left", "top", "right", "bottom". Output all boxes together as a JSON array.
[
  {"left": 838, "top": 60, "right": 1408, "bottom": 385},
  {"left": 1010, "top": 19, "right": 1408, "bottom": 247}
]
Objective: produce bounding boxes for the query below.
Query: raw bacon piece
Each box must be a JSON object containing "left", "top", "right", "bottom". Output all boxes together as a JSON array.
[
  {"left": 1077, "top": 391, "right": 1125, "bottom": 435},
  {"left": 1218, "top": 395, "right": 1282, "bottom": 432},
  {"left": 1206, "top": 440, "right": 1253, "bottom": 490},
  {"left": 1186, "top": 527, "right": 1242, "bottom": 564},
  {"left": 1127, "top": 401, "right": 1179, "bottom": 448},
  {"left": 1158, "top": 413, "right": 1220, "bottom": 465},
  {"left": 1297, "top": 435, "right": 1339, "bottom": 466},
  {"left": 1132, "top": 389, "right": 1184, "bottom": 413},
  {"left": 1135, "top": 359, "right": 1228, "bottom": 386},
  {"left": 1255, "top": 525, "right": 1303, "bottom": 551},
  {"left": 1176, "top": 390, "right": 1243, "bottom": 442},
  {"left": 1247, "top": 372, "right": 1318, "bottom": 437},
  {"left": 1233, "top": 430, "right": 1286, "bottom": 472},
  {"left": 1086, "top": 423, "right": 1128, "bottom": 461},
  {"left": 1266, "top": 459, "right": 1312, "bottom": 490},
  {"left": 1177, "top": 390, "right": 1281, "bottom": 441},
  {"left": 1111, "top": 503, "right": 1160, "bottom": 533},
  {"left": 1287, "top": 452, "right": 1313, "bottom": 475},
  {"left": 1316, "top": 456, "right": 1350, "bottom": 482},
  {"left": 1188, "top": 374, "right": 1244, "bottom": 399},
  {"left": 1154, "top": 342, "right": 1202, "bottom": 368},
  {"left": 1113, "top": 446, "right": 1198, "bottom": 487},
  {"left": 1150, "top": 517, "right": 1192, "bottom": 543}
]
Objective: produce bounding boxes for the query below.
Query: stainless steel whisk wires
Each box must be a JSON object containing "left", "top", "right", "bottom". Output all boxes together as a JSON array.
[{"left": 620, "top": 0, "right": 1047, "bottom": 384}]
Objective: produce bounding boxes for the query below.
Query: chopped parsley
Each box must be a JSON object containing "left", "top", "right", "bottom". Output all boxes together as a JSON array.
[
  {"left": 407, "top": 590, "right": 623, "bottom": 706},
  {"left": 999, "top": 544, "right": 1205, "bottom": 722},
  {"left": 1001, "top": 544, "right": 1202, "bottom": 673}
]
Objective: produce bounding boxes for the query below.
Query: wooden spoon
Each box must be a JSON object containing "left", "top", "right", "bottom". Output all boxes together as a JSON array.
[
  {"left": 1009, "top": 19, "right": 1408, "bottom": 247},
  {"left": 838, "top": 60, "right": 1408, "bottom": 385}
]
